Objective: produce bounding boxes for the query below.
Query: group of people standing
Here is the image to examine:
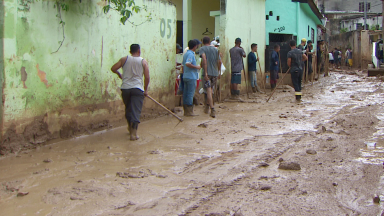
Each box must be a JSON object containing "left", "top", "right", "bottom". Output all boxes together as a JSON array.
[
  {"left": 329, "top": 47, "right": 353, "bottom": 68},
  {"left": 109, "top": 37, "right": 328, "bottom": 141}
]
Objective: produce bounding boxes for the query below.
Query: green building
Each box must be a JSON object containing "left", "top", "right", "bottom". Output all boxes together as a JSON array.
[{"left": 265, "top": 0, "right": 323, "bottom": 72}]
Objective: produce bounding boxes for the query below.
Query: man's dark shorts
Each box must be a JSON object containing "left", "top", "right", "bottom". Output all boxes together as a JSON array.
[
  {"left": 204, "top": 75, "right": 218, "bottom": 89},
  {"left": 231, "top": 73, "right": 241, "bottom": 84}
]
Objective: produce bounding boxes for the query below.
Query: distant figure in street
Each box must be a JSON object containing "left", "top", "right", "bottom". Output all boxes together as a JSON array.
[
  {"left": 329, "top": 52, "right": 334, "bottom": 67},
  {"left": 248, "top": 43, "right": 262, "bottom": 93},
  {"left": 348, "top": 48, "right": 353, "bottom": 67},
  {"left": 200, "top": 36, "right": 222, "bottom": 118},
  {"left": 305, "top": 40, "right": 315, "bottom": 76},
  {"left": 287, "top": 40, "right": 307, "bottom": 101},
  {"left": 229, "top": 38, "right": 246, "bottom": 100},
  {"left": 182, "top": 40, "right": 201, "bottom": 116},
  {"left": 111, "top": 44, "right": 150, "bottom": 141},
  {"left": 269, "top": 44, "right": 280, "bottom": 90},
  {"left": 345, "top": 48, "right": 350, "bottom": 66},
  {"left": 333, "top": 48, "right": 340, "bottom": 68}
]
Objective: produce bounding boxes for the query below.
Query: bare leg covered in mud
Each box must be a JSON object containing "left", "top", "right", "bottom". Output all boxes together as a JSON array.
[{"left": 1, "top": 69, "right": 384, "bottom": 216}]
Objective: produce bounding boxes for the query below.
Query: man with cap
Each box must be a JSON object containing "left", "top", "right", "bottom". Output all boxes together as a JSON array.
[
  {"left": 229, "top": 38, "right": 246, "bottom": 99},
  {"left": 287, "top": 40, "right": 308, "bottom": 101},
  {"left": 178, "top": 40, "right": 202, "bottom": 96},
  {"left": 182, "top": 39, "right": 201, "bottom": 116}
]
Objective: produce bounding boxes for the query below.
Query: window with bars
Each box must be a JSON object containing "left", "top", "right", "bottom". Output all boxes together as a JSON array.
[{"left": 359, "top": 2, "right": 371, "bottom": 12}]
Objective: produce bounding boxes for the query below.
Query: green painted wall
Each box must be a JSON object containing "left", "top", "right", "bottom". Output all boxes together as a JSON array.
[
  {"left": 265, "top": 0, "right": 298, "bottom": 43},
  {"left": 2, "top": 0, "right": 176, "bottom": 135},
  {"left": 265, "top": 0, "right": 322, "bottom": 48}
]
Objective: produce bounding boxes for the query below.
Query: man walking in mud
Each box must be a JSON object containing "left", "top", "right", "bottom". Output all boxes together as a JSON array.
[
  {"left": 200, "top": 36, "right": 222, "bottom": 118},
  {"left": 111, "top": 44, "right": 150, "bottom": 141},
  {"left": 229, "top": 38, "right": 246, "bottom": 100},
  {"left": 287, "top": 40, "right": 307, "bottom": 101}
]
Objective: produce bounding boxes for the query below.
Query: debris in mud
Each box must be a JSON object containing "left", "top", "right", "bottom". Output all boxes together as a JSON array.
[
  {"left": 322, "top": 126, "right": 327, "bottom": 133},
  {"left": 258, "top": 162, "right": 270, "bottom": 167},
  {"left": 326, "top": 137, "right": 334, "bottom": 141},
  {"left": 70, "top": 196, "right": 84, "bottom": 200},
  {"left": 43, "top": 159, "right": 52, "bottom": 163},
  {"left": 373, "top": 195, "right": 381, "bottom": 204},
  {"left": 198, "top": 123, "right": 208, "bottom": 128},
  {"left": 115, "top": 201, "right": 136, "bottom": 209},
  {"left": 278, "top": 158, "right": 284, "bottom": 162},
  {"left": 6, "top": 185, "right": 19, "bottom": 192},
  {"left": 17, "top": 192, "right": 29, "bottom": 197},
  {"left": 306, "top": 149, "right": 317, "bottom": 155},
  {"left": 148, "top": 150, "right": 160, "bottom": 154},
  {"left": 219, "top": 105, "right": 227, "bottom": 109},
  {"left": 332, "top": 183, "right": 338, "bottom": 186},
  {"left": 87, "top": 150, "right": 96, "bottom": 154},
  {"left": 205, "top": 213, "right": 226, "bottom": 216},
  {"left": 279, "top": 114, "right": 288, "bottom": 118},
  {"left": 33, "top": 168, "right": 50, "bottom": 174},
  {"left": 156, "top": 174, "right": 167, "bottom": 178},
  {"left": 294, "top": 137, "right": 302, "bottom": 142},
  {"left": 260, "top": 185, "right": 272, "bottom": 190},
  {"left": 77, "top": 180, "right": 83, "bottom": 183},
  {"left": 278, "top": 162, "right": 301, "bottom": 170},
  {"left": 250, "top": 125, "right": 258, "bottom": 129}
]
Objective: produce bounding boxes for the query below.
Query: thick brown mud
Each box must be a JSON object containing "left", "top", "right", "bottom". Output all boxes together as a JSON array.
[{"left": 1, "top": 70, "right": 384, "bottom": 215}]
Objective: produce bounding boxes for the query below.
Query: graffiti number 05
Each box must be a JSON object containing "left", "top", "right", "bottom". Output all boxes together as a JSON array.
[{"left": 160, "top": 18, "right": 172, "bottom": 39}]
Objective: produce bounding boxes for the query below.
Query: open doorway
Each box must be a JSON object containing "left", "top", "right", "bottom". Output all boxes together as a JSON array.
[{"left": 173, "top": 0, "right": 220, "bottom": 50}]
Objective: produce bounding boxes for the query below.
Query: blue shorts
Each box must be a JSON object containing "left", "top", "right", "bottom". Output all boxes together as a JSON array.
[{"left": 231, "top": 73, "right": 241, "bottom": 84}]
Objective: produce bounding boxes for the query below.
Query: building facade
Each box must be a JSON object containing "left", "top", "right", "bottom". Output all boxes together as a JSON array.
[{"left": 265, "top": 0, "right": 323, "bottom": 73}]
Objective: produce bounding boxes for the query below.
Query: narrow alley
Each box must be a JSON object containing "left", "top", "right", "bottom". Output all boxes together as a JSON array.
[{"left": 1, "top": 70, "right": 384, "bottom": 215}]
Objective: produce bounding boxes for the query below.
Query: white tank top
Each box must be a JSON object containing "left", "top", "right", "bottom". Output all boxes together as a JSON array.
[{"left": 121, "top": 56, "right": 144, "bottom": 91}]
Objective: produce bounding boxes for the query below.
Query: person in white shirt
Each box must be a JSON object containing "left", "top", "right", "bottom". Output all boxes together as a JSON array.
[{"left": 329, "top": 52, "right": 334, "bottom": 68}]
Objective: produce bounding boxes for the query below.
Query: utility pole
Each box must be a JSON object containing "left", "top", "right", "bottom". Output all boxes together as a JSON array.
[{"left": 364, "top": 0, "right": 367, "bottom": 30}]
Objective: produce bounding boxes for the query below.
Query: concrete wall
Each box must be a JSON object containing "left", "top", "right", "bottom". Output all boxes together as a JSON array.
[
  {"left": 329, "top": 31, "right": 361, "bottom": 68},
  {"left": 341, "top": 15, "right": 382, "bottom": 31},
  {"left": 298, "top": 3, "right": 321, "bottom": 48},
  {"left": 220, "top": 0, "right": 266, "bottom": 95},
  {"left": 323, "top": 0, "right": 382, "bottom": 13},
  {"left": 1, "top": 0, "right": 177, "bottom": 154}
]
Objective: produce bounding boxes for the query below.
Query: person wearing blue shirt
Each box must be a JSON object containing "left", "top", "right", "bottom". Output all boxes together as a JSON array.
[
  {"left": 248, "top": 43, "right": 262, "bottom": 93},
  {"left": 182, "top": 40, "right": 201, "bottom": 116},
  {"left": 270, "top": 44, "right": 280, "bottom": 90}
]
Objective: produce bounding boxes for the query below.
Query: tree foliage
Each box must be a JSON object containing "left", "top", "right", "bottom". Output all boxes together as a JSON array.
[
  {"left": 340, "top": 28, "right": 348, "bottom": 34},
  {"left": 102, "top": 0, "right": 149, "bottom": 25}
]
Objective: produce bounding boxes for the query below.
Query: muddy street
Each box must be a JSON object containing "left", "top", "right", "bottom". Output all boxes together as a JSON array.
[{"left": 1, "top": 71, "right": 384, "bottom": 215}]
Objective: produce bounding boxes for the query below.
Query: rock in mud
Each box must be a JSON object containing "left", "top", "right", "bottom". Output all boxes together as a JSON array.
[
  {"left": 17, "top": 192, "right": 29, "bottom": 197},
  {"left": 322, "top": 126, "right": 327, "bottom": 133},
  {"left": 233, "top": 213, "right": 244, "bottom": 216},
  {"left": 70, "top": 196, "right": 84, "bottom": 200},
  {"left": 278, "top": 162, "right": 301, "bottom": 170},
  {"left": 306, "top": 149, "right": 317, "bottom": 155},
  {"left": 332, "top": 183, "right": 338, "bottom": 186},
  {"left": 258, "top": 162, "right": 270, "bottom": 167},
  {"left": 148, "top": 150, "right": 160, "bottom": 154},
  {"left": 198, "top": 123, "right": 208, "bottom": 128},
  {"left": 278, "top": 158, "right": 284, "bottom": 162},
  {"left": 43, "top": 159, "right": 52, "bottom": 163},
  {"left": 260, "top": 185, "right": 272, "bottom": 190},
  {"left": 326, "top": 137, "right": 334, "bottom": 141},
  {"left": 373, "top": 196, "right": 381, "bottom": 204},
  {"left": 87, "top": 150, "right": 96, "bottom": 154}
]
